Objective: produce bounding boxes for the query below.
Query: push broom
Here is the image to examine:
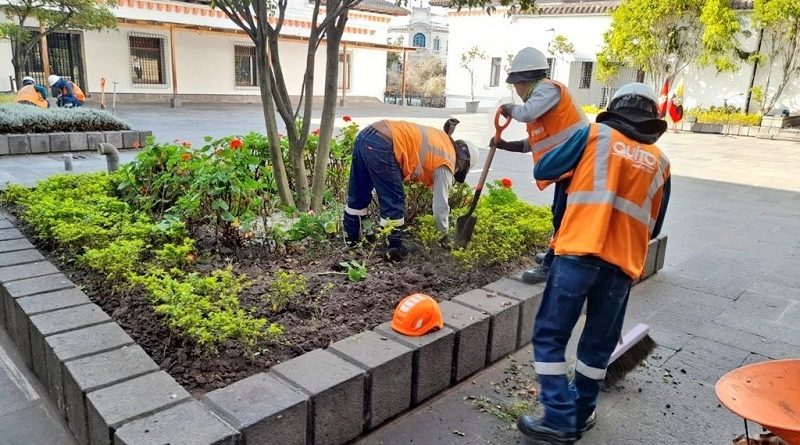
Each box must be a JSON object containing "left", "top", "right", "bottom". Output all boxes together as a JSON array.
[{"left": 604, "top": 323, "right": 656, "bottom": 386}]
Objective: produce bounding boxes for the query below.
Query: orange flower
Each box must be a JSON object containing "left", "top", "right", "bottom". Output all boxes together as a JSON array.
[
  {"left": 132, "top": 140, "right": 141, "bottom": 149},
  {"left": 186, "top": 252, "right": 196, "bottom": 262},
  {"left": 180, "top": 152, "right": 191, "bottom": 161},
  {"left": 501, "top": 178, "right": 513, "bottom": 189},
  {"left": 312, "top": 129, "right": 320, "bottom": 136},
  {"left": 343, "top": 115, "right": 352, "bottom": 122},
  {"left": 229, "top": 138, "right": 243, "bottom": 150}
]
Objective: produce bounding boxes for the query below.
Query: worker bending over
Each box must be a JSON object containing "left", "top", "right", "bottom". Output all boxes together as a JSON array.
[
  {"left": 491, "top": 47, "right": 588, "bottom": 285},
  {"left": 15, "top": 76, "right": 49, "bottom": 108},
  {"left": 517, "top": 83, "right": 671, "bottom": 444},
  {"left": 48, "top": 75, "right": 85, "bottom": 108},
  {"left": 343, "top": 119, "right": 478, "bottom": 261}
]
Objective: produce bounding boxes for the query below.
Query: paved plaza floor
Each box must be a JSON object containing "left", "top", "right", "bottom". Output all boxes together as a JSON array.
[{"left": 1, "top": 103, "right": 799, "bottom": 444}]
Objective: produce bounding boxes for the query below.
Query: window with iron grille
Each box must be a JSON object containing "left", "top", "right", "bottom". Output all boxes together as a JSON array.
[
  {"left": 234, "top": 45, "right": 258, "bottom": 87},
  {"left": 129, "top": 34, "right": 166, "bottom": 85},
  {"left": 338, "top": 51, "right": 352, "bottom": 90},
  {"left": 489, "top": 57, "right": 501, "bottom": 87},
  {"left": 547, "top": 58, "right": 555, "bottom": 77},
  {"left": 580, "top": 61, "right": 593, "bottom": 89}
]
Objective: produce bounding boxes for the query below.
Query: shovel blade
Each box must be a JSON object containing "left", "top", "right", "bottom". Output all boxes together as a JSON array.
[{"left": 454, "top": 214, "right": 477, "bottom": 249}]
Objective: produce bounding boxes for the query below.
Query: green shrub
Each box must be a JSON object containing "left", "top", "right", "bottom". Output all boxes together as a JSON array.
[
  {"left": 80, "top": 239, "right": 145, "bottom": 282},
  {"left": 0, "top": 94, "right": 14, "bottom": 104},
  {"left": 414, "top": 214, "right": 442, "bottom": 250},
  {"left": 582, "top": 104, "right": 604, "bottom": 115},
  {"left": 131, "top": 267, "right": 280, "bottom": 348},
  {"left": 450, "top": 181, "right": 552, "bottom": 269},
  {"left": 0, "top": 104, "right": 130, "bottom": 133},
  {"left": 265, "top": 270, "right": 308, "bottom": 312},
  {"left": 154, "top": 238, "right": 196, "bottom": 270},
  {"left": 688, "top": 107, "right": 762, "bottom": 126}
]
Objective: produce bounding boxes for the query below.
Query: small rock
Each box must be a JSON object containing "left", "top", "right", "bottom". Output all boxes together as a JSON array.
[{"left": 666, "top": 404, "right": 671, "bottom": 409}]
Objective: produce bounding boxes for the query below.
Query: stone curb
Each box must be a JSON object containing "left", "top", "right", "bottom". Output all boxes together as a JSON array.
[
  {"left": 1, "top": 217, "right": 669, "bottom": 445},
  {"left": 0, "top": 130, "right": 151, "bottom": 156}
]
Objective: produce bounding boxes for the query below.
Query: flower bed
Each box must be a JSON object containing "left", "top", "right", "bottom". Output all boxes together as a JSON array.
[{"left": 2, "top": 120, "right": 552, "bottom": 393}]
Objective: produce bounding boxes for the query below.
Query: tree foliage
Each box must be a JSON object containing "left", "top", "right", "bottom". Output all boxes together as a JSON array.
[
  {"left": 547, "top": 34, "right": 575, "bottom": 60},
  {"left": 0, "top": 0, "right": 117, "bottom": 88},
  {"left": 460, "top": 45, "right": 486, "bottom": 101},
  {"left": 408, "top": 55, "right": 446, "bottom": 97},
  {"left": 597, "top": 0, "right": 741, "bottom": 85},
  {"left": 753, "top": 0, "right": 800, "bottom": 112}
]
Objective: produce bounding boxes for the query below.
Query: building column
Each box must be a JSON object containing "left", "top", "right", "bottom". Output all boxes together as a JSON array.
[{"left": 169, "top": 26, "right": 180, "bottom": 108}]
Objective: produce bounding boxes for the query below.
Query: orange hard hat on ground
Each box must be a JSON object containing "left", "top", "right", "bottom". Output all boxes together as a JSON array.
[{"left": 391, "top": 293, "right": 444, "bottom": 337}]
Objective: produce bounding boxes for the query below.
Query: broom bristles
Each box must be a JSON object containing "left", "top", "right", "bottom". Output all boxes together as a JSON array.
[{"left": 604, "top": 335, "right": 656, "bottom": 386}]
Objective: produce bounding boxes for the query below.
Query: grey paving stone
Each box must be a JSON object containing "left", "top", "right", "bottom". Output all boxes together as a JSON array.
[
  {"left": 0, "top": 261, "right": 59, "bottom": 283},
  {"left": 655, "top": 234, "right": 668, "bottom": 272},
  {"left": 121, "top": 130, "right": 139, "bottom": 149},
  {"left": 0, "top": 249, "right": 44, "bottom": 268},
  {"left": 45, "top": 322, "right": 135, "bottom": 416},
  {"left": 648, "top": 298, "right": 725, "bottom": 336},
  {"left": 662, "top": 336, "right": 751, "bottom": 385},
  {"left": 85, "top": 132, "right": 103, "bottom": 152},
  {"left": 0, "top": 134, "right": 8, "bottom": 155},
  {"left": 0, "top": 219, "right": 12, "bottom": 229},
  {"left": 483, "top": 278, "right": 544, "bottom": 348},
  {"left": 114, "top": 401, "right": 240, "bottom": 445},
  {"left": 0, "top": 228, "right": 24, "bottom": 241},
  {"left": 694, "top": 322, "right": 799, "bottom": 360},
  {"left": 438, "top": 300, "right": 490, "bottom": 382},
  {"left": 14, "top": 288, "right": 92, "bottom": 368},
  {"left": 68, "top": 132, "right": 88, "bottom": 152},
  {"left": 272, "top": 349, "right": 366, "bottom": 445},
  {"left": 643, "top": 238, "right": 658, "bottom": 279},
  {"left": 329, "top": 330, "right": 414, "bottom": 428},
  {"left": 138, "top": 130, "right": 152, "bottom": 145},
  {"left": 374, "top": 321, "right": 455, "bottom": 405},
  {"left": 3, "top": 273, "right": 75, "bottom": 346},
  {"left": 63, "top": 345, "right": 159, "bottom": 445},
  {"left": 49, "top": 133, "right": 70, "bottom": 152},
  {"left": 29, "top": 303, "right": 111, "bottom": 381},
  {"left": 29, "top": 134, "right": 51, "bottom": 154},
  {"left": 87, "top": 371, "right": 191, "bottom": 445},
  {"left": 453, "top": 289, "right": 520, "bottom": 363},
  {"left": 205, "top": 372, "right": 308, "bottom": 445},
  {"left": 103, "top": 131, "right": 123, "bottom": 148},
  {"left": 0, "top": 237, "right": 35, "bottom": 254},
  {"left": 728, "top": 291, "right": 794, "bottom": 321},
  {"left": 7, "top": 135, "right": 30, "bottom": 155}
]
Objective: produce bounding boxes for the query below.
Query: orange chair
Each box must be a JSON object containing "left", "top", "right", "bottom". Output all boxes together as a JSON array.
[{"left": 716, "top": 359, "right": 800, "bottom": 444}]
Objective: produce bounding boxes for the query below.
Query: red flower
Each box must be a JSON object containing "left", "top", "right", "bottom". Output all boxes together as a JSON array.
[
  {"left": 180, "top": 152, "right": 192, "bottom": 162},
  {"left": 343, "top": 115, "right": 352, "bottom": 123},
  {"left": 501, "top": 178, "right": 513, "bottom": 189},
  {"left": 312, "top": 129, "right": 321, "bottom": 136},
  {"left": 132, "top": 140, "right": 141, "bottom": 149},
  {"left": 229, "top": 138, "right": 243, "bottom": 150}
]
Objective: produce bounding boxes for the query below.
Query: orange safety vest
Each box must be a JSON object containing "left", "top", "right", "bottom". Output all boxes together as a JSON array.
[
  {"left": 15, "top": 85, "right": 48, "bottom": 109},
  {"left": 552, "top": 123, "right": 670, "bottom": 279},
  {"left": 62, "top": 81, "right": 86, "bottom": 102},
  {"left": 526, "top": 80, "right": 588, "bottom": 190},
  {"left": 384, "top": 120, "right": 456, "bottom": 188}
]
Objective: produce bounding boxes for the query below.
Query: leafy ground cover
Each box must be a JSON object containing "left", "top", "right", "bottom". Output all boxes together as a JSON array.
[
  {"left": 3, "top": 118, "right": 552, "bottom": 393},
  {"left": 0, "top": 103, "right": 130, "bottom": 133}
]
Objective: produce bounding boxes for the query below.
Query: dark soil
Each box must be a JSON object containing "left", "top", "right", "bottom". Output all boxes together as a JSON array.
[{"left": 16, "top": 215, "right": 532, "bottom": 395}]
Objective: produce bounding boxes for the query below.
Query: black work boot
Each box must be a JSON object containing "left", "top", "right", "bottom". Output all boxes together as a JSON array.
[
  {"left": 534, "top": 252, "right": 546, "bottom": 265},
  {"left": 522, "top": 264, "right": 550, "bottom": 284},
  {"left": 517, "top": 416, "right": 578, "bottom": 444},
  {"left": 578, "top": 411, "right": 597, "bottom": 436}
]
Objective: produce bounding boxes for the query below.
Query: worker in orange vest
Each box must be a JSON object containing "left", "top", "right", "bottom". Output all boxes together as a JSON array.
[
  {"left": 516, "top": 83, "right": 671, "bottom": 444},
  {"left": 15, "top": 76, "right": 49, "bottom": 108},
  {"left": 490, "top": 47, "right": 589, "bottom": 285},
  {"left": 343, "top": 119, "right": 479, "bottom": 261},
  {"left": 48, "top": 75, "right": 85, "bottom": 108}
]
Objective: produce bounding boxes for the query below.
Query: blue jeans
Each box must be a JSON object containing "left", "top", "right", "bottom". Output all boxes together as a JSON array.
[
  {"left": 57, "top": 96, "right": 82, "bottom": 108},
  {"left": 343, "top": 126, "right": 405, "bottom": 247},
  {"left": 533, "top": 255, "right": 632, "bottom": 433},
  {"left": 542, "top": 180, "right": 568, "bottom": 269}
]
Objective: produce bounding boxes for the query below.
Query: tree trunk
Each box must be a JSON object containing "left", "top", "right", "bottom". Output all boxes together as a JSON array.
[
  {"left": 764, "top": 32, "right": 798, "bottom": 114},
  {"left": 310, "top": 14, "right": 347, "bottom": 212},
  {"left": 257, "top": 41, "right": 295, "bottom": 208},
  {"left": 744, "top": 29, "right": 764, "bottom": 114}
]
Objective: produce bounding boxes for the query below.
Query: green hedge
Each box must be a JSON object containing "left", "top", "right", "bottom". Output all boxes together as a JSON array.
[
  {"left": 687, "top": 109, "right": 762, "bottom": 127},
  {"left": 0, "top": 104, "right": 130, "bottom": 134}
]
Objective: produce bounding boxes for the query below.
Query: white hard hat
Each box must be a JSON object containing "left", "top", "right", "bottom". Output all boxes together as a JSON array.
[
  {"left": 506, "top": 47, "right": 549, "bottom": 83},
  {"left": 612, "top": 82, "right": 659, "bottom": 106},
  {"left": 598, "top": 82, "right": 666, "bottom": 127},
  {"left": 47, "top": 75, "right": 60, "bottom": 87},
  {"left": 22, "top": 76, "right": 35, "bottom": 84}
]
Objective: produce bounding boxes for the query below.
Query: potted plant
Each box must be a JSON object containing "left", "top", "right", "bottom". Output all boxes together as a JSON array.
[{"left": 460, "top": 45, "right": 487, "bottom": 113}]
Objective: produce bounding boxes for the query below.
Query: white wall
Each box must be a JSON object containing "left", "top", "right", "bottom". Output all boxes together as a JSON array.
[
  {"left": 348, "top": 48, "right": 387, "bottom": 99},
  {"left": 0, "top": 39, "right": 13, "bottom": 91}
]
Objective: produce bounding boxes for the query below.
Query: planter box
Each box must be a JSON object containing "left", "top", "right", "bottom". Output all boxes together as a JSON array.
[{"left": 0, "top": 130, "right": 150, "bottom": 156}]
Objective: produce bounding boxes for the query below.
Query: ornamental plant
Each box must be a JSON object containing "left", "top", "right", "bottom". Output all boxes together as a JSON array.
[{"left": 0, "top": 104, "right": 130, "bottom": 133}]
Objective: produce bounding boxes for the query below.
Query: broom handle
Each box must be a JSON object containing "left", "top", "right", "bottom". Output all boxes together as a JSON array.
[{"left": 465, "top": 109, "right": 511, "bottom": 215}]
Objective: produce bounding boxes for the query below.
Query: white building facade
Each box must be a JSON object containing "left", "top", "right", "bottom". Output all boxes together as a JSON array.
[
  {"left": 436, "top": 0, "right": 800, "bottom": 114},
  {"left": 388, "top": 6, "right": 449, "bottom": 62},
  {"left": 0, "top": 0, "right": 408, "bottom": 102}
]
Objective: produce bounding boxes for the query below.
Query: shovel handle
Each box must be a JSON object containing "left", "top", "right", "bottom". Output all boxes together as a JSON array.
[{"left": 465, "top": 108, "right": 511, "bottom": 214}]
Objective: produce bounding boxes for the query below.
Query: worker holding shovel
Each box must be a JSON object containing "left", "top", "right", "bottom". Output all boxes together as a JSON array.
[
  {"left": 517, "top": 83, "right": 671, "bottom": 444},
  {"left": 342, "top": 119, "right": 479, "bottom": 261},
  {"left": 490, "top": 47, "right": 589, "bottom": 285}
]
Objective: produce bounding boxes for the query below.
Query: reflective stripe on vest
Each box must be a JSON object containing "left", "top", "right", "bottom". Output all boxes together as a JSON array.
[
  {"left": 411, "top": 123, "right": 455, "bottom": 181},
  {"left": 531, "top": 120, "right": 587, "bottom": 155}
]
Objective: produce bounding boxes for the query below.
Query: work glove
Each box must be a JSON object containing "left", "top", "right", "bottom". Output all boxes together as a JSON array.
[
  {"left": 499, "top": 103, "right": 515, "bottom": 118},
  {"left": 490, "top": 137, "right": 526, "bottom": 153}
]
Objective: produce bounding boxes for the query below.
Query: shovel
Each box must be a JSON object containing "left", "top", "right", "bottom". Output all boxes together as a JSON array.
[{"left": 454, "top": 108, "right": 512, "bottom": 249}]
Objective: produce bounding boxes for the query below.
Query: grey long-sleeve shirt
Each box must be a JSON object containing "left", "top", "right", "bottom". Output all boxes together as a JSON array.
[
  {"left": 509, "top": 82, "right": 562, "bottom": 151},
  {"left": 432, "top": 167, "right": 453, "bottom": 232}
]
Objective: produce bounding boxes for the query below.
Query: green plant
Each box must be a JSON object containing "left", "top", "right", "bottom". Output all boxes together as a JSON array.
[
  {"left": 154, "top": 238, "right": 196, "bottom": 270},
  {"left": 131, "top": 267, "right": 281, "bottom": 349},
  {"left": 339, "top": 260, "right": 368, "bottom": 282},
  {"left": 266, "top": 270, "right": 308, "bottom": 312},
  {"left": 287, "top": 209, "right": 340, "bottom": 242},
  {"left": 582, "top": 104, "right": 604, "bottom": 115},
  {"left": 451, "top": 181, "right": 552, "bottom": 269},
  {"left": 687, "top": 108, "right": 762, "bottom": 126},
  {"left": 414, "top": 214, "right": 442, "bottom": 250},
  {"left": 0, "top": 104, "right": 130, "bottom": 134},
  {"left": 79, "top": 239, "right": 144, "bottom": 283}
]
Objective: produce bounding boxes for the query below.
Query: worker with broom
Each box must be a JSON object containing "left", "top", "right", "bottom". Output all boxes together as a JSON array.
[
  {"left": 516, "top": 83, "right": 671, "bottom": 444},
  {"left": 490, "top": 47, "right": 588, "bottom": 285},
  {"left": 342, "top": 119, "right": 479, "bottom": 261}
]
